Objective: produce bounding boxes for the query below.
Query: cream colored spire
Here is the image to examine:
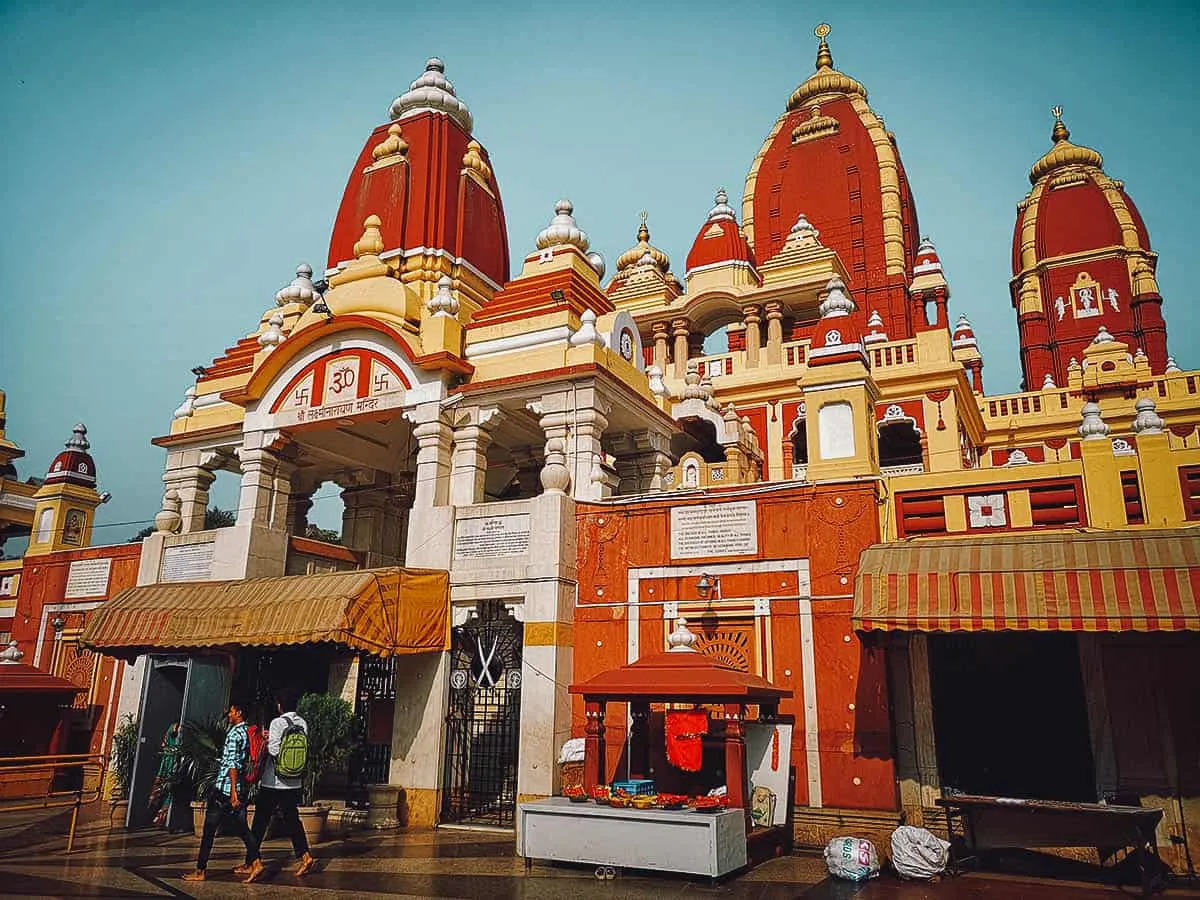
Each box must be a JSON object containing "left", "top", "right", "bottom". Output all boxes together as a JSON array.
[
  {"left": 354, "top": 215, "right": 385, "bottom": 258},
  {"left": 389, "top": 57, "right": 473, "bottom": 133},
  {"left": 615, "top": 211, "right": 671, "bottom": 272},
  {"left": 372, "top": 123, "right": 409, "bottom": 161}
]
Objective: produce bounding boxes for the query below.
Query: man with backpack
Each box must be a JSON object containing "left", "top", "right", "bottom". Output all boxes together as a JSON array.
[
  {"left": 235, "top": 689, "right": 315, "bottom": 878},
  {"left": 183, "top": 701, "right": 264, "bottom": 883}
]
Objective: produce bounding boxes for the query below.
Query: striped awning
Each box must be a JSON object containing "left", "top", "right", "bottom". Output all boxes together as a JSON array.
[
  {"left": 81, "top": 567, "right": 449, "bottom": 659},
  {"left": 854, "top": 528, "right": 1200, "bottom": 633}
]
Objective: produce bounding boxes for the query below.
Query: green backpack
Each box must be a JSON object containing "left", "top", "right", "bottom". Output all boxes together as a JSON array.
[{"left": 275, "top": 714, "right": 308, "bottom": 778}]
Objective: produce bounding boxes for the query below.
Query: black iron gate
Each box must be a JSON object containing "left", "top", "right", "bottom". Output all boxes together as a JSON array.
[
  {"left": 351, "top": 653, "right": 396, "bottom": 791},
  {"left": 440, "top": 600, "right": 523, "bottom": 827}
]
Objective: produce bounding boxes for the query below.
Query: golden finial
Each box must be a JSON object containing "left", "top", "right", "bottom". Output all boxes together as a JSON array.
[
  {"left": 371, "top": 123, "right": 409, "bottom": 161},
  {"left": 1051, "top": 105, "right": 1070, "bottom": 143},
  {"left": 815, "top": 23, "right": 833, "bottom": 69},
  {"left": 353, "top": 214, "right": 385, "bottom": 259},
  {"left": 637, "top": 210, "right": 649, "bottom": 242}
]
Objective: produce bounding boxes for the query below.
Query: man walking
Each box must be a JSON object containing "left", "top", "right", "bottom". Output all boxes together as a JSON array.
[
  {"left": 236, "top": 689, "right": 315, "bottom": 878},
  {"left": 183, "top": 701, "right": 264, "bottom": 883}
]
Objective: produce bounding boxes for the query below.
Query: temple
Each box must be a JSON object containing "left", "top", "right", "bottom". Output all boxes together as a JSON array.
[{"left": 4, "top": 26, "right": 1198, "bottom": 867}]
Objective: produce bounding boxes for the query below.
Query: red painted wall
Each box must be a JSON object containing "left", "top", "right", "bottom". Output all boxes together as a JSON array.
[{"left": 573, "top": 483, "right": 896, "bottom": 811}]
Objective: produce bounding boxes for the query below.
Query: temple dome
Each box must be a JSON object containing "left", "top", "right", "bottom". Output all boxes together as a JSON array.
[
  {"left": 742, "top": 24, "right": 919, "bottom": 339},
  {"left": 44, "top": 424, "right": 97, "bottom": 488},
  {"left": 685, "top": 189, "right": 757, "bottom": 275},
  {"left": 1028, "top": 109, "right": 1104, "bottom": 184},
  {"left": 615, "top": 214, "right": 671, "bottom": 273}
]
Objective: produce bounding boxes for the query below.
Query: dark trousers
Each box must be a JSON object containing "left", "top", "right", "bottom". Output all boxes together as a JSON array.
[
  {"left": 247, "top": 786, "right": 310, "bottom": 862},
  {"left": 196, "top": 788, "right": 260, "bottom": 871}
]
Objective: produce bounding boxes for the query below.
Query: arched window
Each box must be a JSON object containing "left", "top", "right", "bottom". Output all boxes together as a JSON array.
[
  {"left": 878, "top": 420, "right": 924, "bottom": 469},
  {"left": 788, "top": 413, "right": 809, "bottom": 479}
]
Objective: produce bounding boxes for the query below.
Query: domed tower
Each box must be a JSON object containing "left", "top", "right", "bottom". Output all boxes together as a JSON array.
[
  {"left": 326, "top": 58, "right": 510, "bottom": 310},
  {"left": 26, "top": 424, "right": 104, "bottom": 555},
  {"left": 742, "top": 25, "right": 921, "bottom": 341},
  {"left": 1011, "top": 108, "right": 1166, "bottom": 389}
]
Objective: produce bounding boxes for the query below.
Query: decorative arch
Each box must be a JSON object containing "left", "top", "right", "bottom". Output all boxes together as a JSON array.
[{"left": 269, "top": 347, "right": 411, "bottom": 414}]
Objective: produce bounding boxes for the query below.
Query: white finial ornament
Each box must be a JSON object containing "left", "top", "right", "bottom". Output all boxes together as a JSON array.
[
  {"left": 819, "top": 276, "right": 855, "bottom": 318},
  {"left": 1042, "top": 373, "right": 1057, "bottom": 389},
  {"left": 540, "top": 438, "right": 571, "bottom": 494},
  {"left": 788, "top": 212, "right": 820, "bottom": 245},
  {"left": 569, "top": 310, "right": 605, "bottom": 348},
  {"left": 681, "top": 362, "right": 708, "bottom": 401},
  {"left": 667, "top": 618, "right": 698, "bottom": 653},
  {"left": 706, "top": 188, "right": 736, "bottom": 222},
  {"left": 66, "top": 424, "right": 90, "bottom": 452},
  {"left": 586, "top": 251, "right": 606, "bottom": 279},
  {"left": 258, "top": 312, "right": 286, "bottom": 351},
  {"left": 1131, "top": 397, "right": 1165, "bottom": 435},
  {"left": 173, "top": 385, "right": 197, "bottom": 420},
  {"left": 1078, "top": 402, "right": 1110, "bottom": 441},
  {"left": 1165, "top": 356, "right": 1181, "bottom": 373},
  {"left": 1093, "top": 325, "right": 1115, "bottom": 344},
  {"left": 535, "top": 199, "right": 590, "bottom": 252},
  {"left": 154, "top": 489, "right": 183, "bottom": 535},
  {"left": 0, "top": 640, "right": 24, "bottom": 664},
  {"left": 389, "top": 57, "right": 473, "bottom": 133},
  {"left": 864, "top": 309, "right": 888, "bottom": 344},
  {"left": 646, "top": 364, "right": 670, "bottom": 399},
  {"left": 428, "top": 276, "right": 460, "bottom": 318},
  {"left": 276, "top": 263, "right": 318, "bottom": 307}
]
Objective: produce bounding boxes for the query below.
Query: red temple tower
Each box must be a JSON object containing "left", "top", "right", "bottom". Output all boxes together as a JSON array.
[{"left": 1011, "top": 108, "right": 1167, "bottom": 389}]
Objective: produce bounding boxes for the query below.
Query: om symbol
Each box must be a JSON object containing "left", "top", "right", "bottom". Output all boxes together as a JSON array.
[{"left": 330, "top": 366, "right": 356, "bottom": 394}]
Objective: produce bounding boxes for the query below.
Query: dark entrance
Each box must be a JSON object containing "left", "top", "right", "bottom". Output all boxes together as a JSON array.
[
  {"left": 929, "top": 632, "right": 1096, "bottom": 802},
  {"left": 441, "top": 600, "right": 523, "bottom": 827}
]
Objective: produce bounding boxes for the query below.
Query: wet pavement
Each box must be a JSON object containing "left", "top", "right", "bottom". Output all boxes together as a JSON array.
[{"left": 0, "top": 816, "right": 1196, "bottom": 899}]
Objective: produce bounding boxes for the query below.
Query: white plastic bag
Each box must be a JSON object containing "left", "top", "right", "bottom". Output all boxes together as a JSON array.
[
  {"left": 823, "top": 836, "right": 880, "bottom": 881},
  {"left": 890, "top": 825, "right": 951, "bottom": 880}
]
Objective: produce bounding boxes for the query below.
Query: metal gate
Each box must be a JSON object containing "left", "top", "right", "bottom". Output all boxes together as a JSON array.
[
  {"left": 352, "top": 653, "right": 396, "bottom": 790},
  {"left": 440, "top": 600, "right": 523, "bottom": 827}
]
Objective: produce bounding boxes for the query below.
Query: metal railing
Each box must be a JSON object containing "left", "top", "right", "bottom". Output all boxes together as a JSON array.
[{"left": 0, "top": 753, "right": 108, "bottom": 852}]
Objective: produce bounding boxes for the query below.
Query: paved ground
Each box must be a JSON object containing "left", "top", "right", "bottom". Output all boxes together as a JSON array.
[{"left": 0, "top": 814, "right": 1196, "bottom": 899}]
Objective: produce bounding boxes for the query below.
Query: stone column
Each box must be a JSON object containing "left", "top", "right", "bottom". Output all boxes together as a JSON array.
[
  {"left": 652, "top": 322, "right": 670, "bottom": 372},
  {"left": 509, "top": 446, "right": 544, "bottom": 498},
  {"left": 162, "top": 464, "right": 216, "bottom": 534},
  {"left": 672, "top": 318, "right": 691, "bottom": 379},
  {"left": 932, "top": 287, "right": 949, "bottom": 329},
  {"left": 235, "top": 444, "right": 286, "bottom": 528},
  {"left": 764, "top": 301, "right": 784, "bottom": 365},
  {"left": 286, "top": 490, "right": 315, "bottom": 536},
  {"left": 742, "top": 304, "right": 762, "bottom": 368},
  {"left": 450, "top": 407, "right": 504, "bottom": 506},
  {"left": 405, "top": 404, "right": 453, "bottom": 509},
  {"left": 268, "top": 458, "right": 296, "bottom": 532},
  {"left": 569, "top": 406, "right": 609, "bottom": 502},
  {"left": 341, "top": 475, "right": 411, "bottom": 567}
]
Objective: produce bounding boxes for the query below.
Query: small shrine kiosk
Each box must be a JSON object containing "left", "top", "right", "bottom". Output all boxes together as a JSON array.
[{"left": 518, "top": 620, "right": 794, "bottom": 880}]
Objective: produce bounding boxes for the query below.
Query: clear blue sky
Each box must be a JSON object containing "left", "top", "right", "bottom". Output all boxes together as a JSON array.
[{"left": 2, "top": 0, "right": 1197, "bottom": 546}]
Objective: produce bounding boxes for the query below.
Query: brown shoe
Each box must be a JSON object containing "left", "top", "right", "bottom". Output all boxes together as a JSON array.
[
  {"left": 241, "top": 859, "right": 266, "bottom": 884},
  {"left": 181, "top": 870, "right": 206, "bottom": 882},
  {"left": 232, "top": 863, "right": 254, "bottom": 875},
  {"left": 294, "top": 853, "right": 315, "bottom": 877}
]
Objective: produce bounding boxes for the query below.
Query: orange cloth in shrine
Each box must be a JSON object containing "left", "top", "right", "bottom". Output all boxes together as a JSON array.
[{"left": 665, "top": 710, "right": 708, "bottom": 772}]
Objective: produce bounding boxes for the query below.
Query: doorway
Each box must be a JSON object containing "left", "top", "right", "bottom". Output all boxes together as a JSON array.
[
  {"left": 928, "top": 632, "right": 1095, "bottom": 801},
  {"left": 440, "top": 601, "right": 523, "bottom": 827}
]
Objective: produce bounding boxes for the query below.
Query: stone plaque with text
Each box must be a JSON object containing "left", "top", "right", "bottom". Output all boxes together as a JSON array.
[
  {"left": 64, "top": 558, "right": 113, "bottom": 599},
  {"left": 160, "top": 543, "right": 215, "bottom": 583},
  {"left": 454, "top": 514, "right": 531, "bottom": 560},
  {"left": 670, "top": 501, "right": 758, "bottom": 559}
]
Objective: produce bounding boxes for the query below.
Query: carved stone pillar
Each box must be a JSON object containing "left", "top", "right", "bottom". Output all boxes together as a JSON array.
[
  {"left": 340, "top": 474, "right": 413, "bottom": 567},
  {"left": 652, "top": 322, "right": 670, "bottom": 372},
  {"left": 742, "top": 304, "right": 762, "bottom": 368},
  {"left": 163, "top": 464, "right": 216, "bottom": 534},
  {"left": 269, "top": 457, "right": 297, "bottom": 532},
  {"left": 286, "top": 490, "right": 315, "bottom": 536},
  {"left": 405, "top": 404, "right": 453, "bottom": 508},
  {"left": 611, "top": 429, "right": 674, "bottom": 494},
  {"left": 764, "top": 301, "right": 784, "bottom": 365},
  {"left": 569, "top": 406, "right": 610, "bottom": 502},
  {"left": 450, "top": 407, "right": 504, "bottom": 506},
  {"left": 932, "top": 287, "right": 949, "bottom": 329},
  {"left": 509, "top": 445, "right": 544, "bottom": 498},
  {"left": 672, "top": 317, "right": 691, "bottom": 379},
  {"left": 235, "top": 445, "right": 286, "bottom": 528}
]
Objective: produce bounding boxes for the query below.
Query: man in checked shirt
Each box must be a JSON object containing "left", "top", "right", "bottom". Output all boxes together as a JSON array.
[{"left": 183, "top": 701, "right": 265, "bottom": 884}]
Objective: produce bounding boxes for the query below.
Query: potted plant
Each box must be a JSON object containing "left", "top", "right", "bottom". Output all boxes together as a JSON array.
[
  {"left": 168, "top": 716, "right": 229, "bottom": 834},
  {"left": 108, "top": 714, "right": 138, "bottom": 830},
  {"left": 295, "top": 692, "right": 358, "bottom": 845}
]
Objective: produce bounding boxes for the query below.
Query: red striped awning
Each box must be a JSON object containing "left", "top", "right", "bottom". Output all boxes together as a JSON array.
[{"left": 853, "top": 528, "right": 1200, "bottom": 633}]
